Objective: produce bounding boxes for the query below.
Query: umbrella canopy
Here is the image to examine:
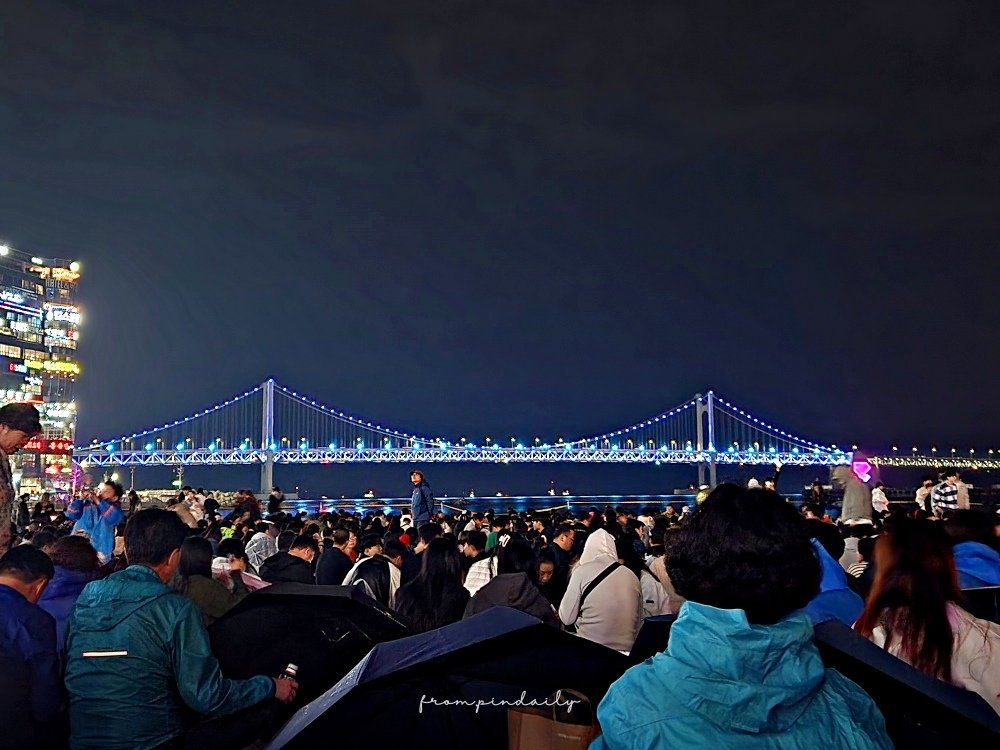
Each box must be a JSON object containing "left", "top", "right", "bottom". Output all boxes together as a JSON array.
[
  {"left": 814, "top": 619, "right": 1000, "bottom": 748},
  {"left": 265, "top": 607, "right": 630, "bottom": 749},
  {"left": 209, "top": 583, "right": 408, "bottom": 703}
]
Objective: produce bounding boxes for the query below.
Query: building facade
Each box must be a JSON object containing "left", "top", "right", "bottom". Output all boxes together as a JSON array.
[{"left": 0, "top": 242, "right": 81, "bottom": 495}]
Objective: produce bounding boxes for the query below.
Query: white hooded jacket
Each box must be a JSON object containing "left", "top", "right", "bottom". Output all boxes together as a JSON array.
[{"left": 558, "top": 529, "right": 643, "bottom": 653}]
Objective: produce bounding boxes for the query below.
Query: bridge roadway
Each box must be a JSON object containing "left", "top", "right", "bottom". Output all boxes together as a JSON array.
[{"left": 77, "top": 445, "right": 858, "bottom": 467}]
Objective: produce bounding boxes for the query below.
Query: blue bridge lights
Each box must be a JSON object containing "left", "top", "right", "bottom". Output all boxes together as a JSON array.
[{"left": 84, "top": 380, "right": 983, "bottom": 476}]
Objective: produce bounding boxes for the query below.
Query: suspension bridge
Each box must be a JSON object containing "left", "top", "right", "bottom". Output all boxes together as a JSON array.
[{"left": 74, "top": 379, "right": 996, "bottom": 493}]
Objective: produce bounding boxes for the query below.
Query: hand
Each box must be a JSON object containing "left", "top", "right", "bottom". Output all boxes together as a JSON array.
[
  {"left": 272, "top": 677, "right": 298, "bottom": 704},
  {"left": 773, "top": 460, "right": 783, "bottom": 469}
]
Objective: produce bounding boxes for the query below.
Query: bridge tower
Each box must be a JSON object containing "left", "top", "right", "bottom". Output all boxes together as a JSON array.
[
  {"left": 260, "top": 378, "right": 275, "bottom": 494},
  {"left": 695, "top": 391, "right": 718, "bottom": 487}
]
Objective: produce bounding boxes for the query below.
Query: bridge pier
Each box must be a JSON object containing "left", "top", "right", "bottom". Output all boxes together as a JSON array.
[
  {"left": 695, "top": 392, "right": 718, "bottom": 487},
  {"left": 260, "top": 379, "right": 275, "bottom": 495}
]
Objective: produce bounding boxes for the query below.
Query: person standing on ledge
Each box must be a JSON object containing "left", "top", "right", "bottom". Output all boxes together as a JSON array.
[
  {"left": 410, "top": 470, "right": 433, "bottom": 526},
  {"left": 0, "top": 403, "right": 42, "bottom": 553}
]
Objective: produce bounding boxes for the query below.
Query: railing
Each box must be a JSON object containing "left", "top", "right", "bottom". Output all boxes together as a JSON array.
[{"left": 75, "top": 445, "right": 852, "bottom": 467}]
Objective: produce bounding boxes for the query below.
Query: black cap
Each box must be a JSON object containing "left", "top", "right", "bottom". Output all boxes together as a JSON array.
[{"left": 0, "top": 403, "right": 42, "bottom": 435}]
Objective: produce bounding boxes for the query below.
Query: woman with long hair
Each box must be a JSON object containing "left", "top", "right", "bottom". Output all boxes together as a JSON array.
[
  {"left": 173, "top": 536, "right": 249, "bottom": 626},
  {"left": 854, "top": 518, "right": 1000, "bottom": 715},
  {"left": 464, "top": 535, "right": 560, "bottom": 626},
  {"left": 394, "top": 537, "right": 469, "bottom": 633}
]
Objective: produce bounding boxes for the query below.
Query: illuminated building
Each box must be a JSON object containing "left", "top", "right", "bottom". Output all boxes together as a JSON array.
[{"left": 0, "top": 241, "right": 81, "bottom": 494}]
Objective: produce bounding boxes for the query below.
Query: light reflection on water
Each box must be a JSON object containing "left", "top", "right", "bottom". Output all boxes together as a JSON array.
[{"left": 286, "top": 494, "right": 699, "bottom": 514}]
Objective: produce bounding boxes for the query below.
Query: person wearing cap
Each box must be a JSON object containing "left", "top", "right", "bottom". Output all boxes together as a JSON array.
[{"left": 0, "top": 403, "right": 42, "bottom": 552}]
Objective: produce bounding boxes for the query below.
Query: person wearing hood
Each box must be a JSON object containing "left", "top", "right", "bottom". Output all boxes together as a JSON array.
[
  {"left": 37, "top": 535, "right": 102, "bottom": 651},
  {"left": 832, "top": 466, "right": 873, "bottom": 525},
  {"left": 944, "top": 510, "right": 1000, "bottom": 588},
  {"left": 464, "top": 535, "right": 560, "bottom": 626},
  {"left": 804, "top": 519, "right": 864, "bottom": 626},
  {"left": 558, "top": 528, "right": 642, "bottom": 652},
  {"left": 593, "top": 486, "right": 892, "bottom": 750},
  {"left": 64, "top": 510, "right": 296, "bottom": 750}
]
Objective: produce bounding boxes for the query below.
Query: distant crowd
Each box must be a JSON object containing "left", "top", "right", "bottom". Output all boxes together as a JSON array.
[{"left": 3, "top": 460, "right": 1000, "bottom": 748}]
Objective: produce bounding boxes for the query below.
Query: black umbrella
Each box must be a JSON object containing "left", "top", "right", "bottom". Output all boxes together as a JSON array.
[
  {"left": 209, "top": 583, "right": 408, "bottom": 704},
  {"left": 814, "top": 620, "right": 1000, "bottom": 748},
  {"left": 265, "top": 607, "right": 630, "bottom": 749}
]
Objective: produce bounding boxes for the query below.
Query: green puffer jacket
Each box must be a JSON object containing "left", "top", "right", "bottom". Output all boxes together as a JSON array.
[{"left": 65, "top": 565, "right": 274, "bottom": 750}]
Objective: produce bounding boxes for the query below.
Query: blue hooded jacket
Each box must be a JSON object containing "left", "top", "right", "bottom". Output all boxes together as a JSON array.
[
  {"left": 65, "top": 498, "right": 124, "bottom": 563},
  {"left": 805, "top": 539, "right": 864, "bottom": 626},
  {"left": 592, "top": 602, "right": 892, "bottom": 749},
  {"left": 38, "top": 565, "right": 99, "bottom": 651},
  {"left": 65, "top": 565, "right": 273, "bottom": 750},
  {"left": 952, "top": 541, "right": 1000, "bottom": 588}
]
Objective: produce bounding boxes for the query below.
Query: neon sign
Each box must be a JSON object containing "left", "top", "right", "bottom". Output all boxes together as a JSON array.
[
  {"left": 23, "top": 438, "right": 74, "bottom": 454},
  {"left": 851, "top": 460, "right": 872, "bottom": 483}
]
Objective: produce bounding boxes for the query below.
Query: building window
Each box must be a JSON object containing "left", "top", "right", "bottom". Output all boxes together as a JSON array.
[{"left": 0, "top": 343, "right": 22, "bottom": 359}]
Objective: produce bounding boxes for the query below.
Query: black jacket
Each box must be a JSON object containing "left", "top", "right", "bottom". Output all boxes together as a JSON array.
[
  {"left": 316, "top": 547, "right": 352, "bottom": 586},
  {"left": 344, "top": 555, "right": 398, "bottom": 607},
  {"left": 258, "top": 551, "right": 315, "bottom": 585},
  {"left": 395, "top": 580, "right": 469, "bottom": 634},
  {"left": 400, "top": 550, "right": 424, "bottom": 585},
  {"left": 464, "top": 572, "right": 560, "bottom": 627}
]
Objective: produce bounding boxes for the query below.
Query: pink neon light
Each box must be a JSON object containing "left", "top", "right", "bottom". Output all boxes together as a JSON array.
[{"left": 852, "top": 460, "right": 872, "bottom": 483}]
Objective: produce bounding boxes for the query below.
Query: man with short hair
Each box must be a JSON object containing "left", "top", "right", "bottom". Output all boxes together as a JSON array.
[
  {"left": 0, "top": 544, "right": 60, "bottom": 745},
  {"left": 547, "top": 523, "right": 575, "bottom": 604},
  {"left": 316, "top": 528, "right": 355, "bottom": 585},
  {"left": 932, "top": 469, "right": 961, "bottom": 517},
  {"left": 463, "top": 512, "right": 486, "bottom": 532},
  {"left": 266, "top": 486, "right": 284, "bottom": 516},
  {"left": 0, "top": 402, "right": 42, "bottom": 553},
  {"left": 65, "top": 510, "right": 295, "bottom": 749},
  {"left": 485, "top": 516, "right": 506, "bottom": 551},
  {"left": 259, "top": 535, "right": 318, "bottom": 584},
  {"left": 245, "top": 521, "right": 280, "bottom": 571},
  {"left": 65, "top": 480, "right": 126, "bottom": 564}
]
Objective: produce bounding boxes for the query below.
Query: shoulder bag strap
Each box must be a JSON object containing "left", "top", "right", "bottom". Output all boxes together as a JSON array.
[{"left": 576, "top": 562, "right": 620, "bottom": 621}]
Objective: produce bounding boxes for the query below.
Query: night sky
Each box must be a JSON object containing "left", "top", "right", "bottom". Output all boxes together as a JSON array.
[{"left": 1, "top": 2, "right": 999, "bottom": 494}]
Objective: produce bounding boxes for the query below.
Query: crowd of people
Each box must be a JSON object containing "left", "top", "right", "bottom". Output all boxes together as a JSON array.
[{"left": 1, "top": 402, "right": 999, "bottom": 748}]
